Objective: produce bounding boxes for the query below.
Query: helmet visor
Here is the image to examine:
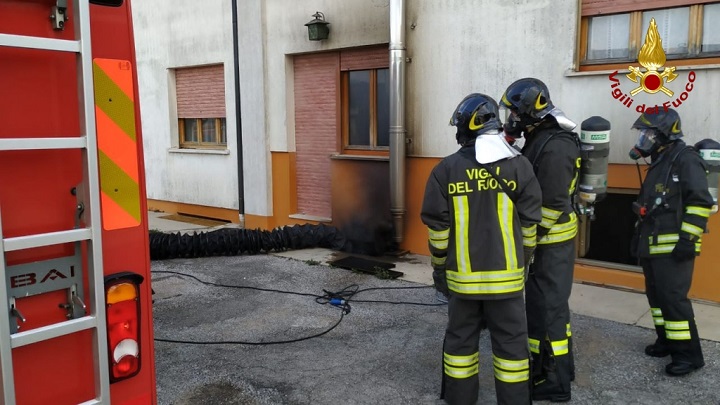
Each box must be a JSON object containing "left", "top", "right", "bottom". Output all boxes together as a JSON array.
[{"left": 629, "top": 128, "right": 658, "bottom": 159}]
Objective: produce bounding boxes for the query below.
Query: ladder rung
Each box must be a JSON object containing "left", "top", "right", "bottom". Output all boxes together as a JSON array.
[
  {"left": 0, "top": 137, "right": 87, "bottom": 151},
  {"left": 0, "top": 33, "right": 80, "bottom": 53},
  {"left": 4, "top": 228, "right": 92, "bottom": 252},
  {"left": 11, "top": 316, "right": 97, "bottom": 348}
]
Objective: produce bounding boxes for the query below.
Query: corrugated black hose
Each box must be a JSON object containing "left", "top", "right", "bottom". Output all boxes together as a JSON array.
[{"left": 149, "top": 223, "right": 348, "bottom": 260}]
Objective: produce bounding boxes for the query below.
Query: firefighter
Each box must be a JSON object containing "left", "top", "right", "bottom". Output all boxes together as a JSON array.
[
  {"left": 629, "top": 108, "right": 712, "bottom": 376},
  {"left": 499, "top": 78, "right": 580, "bottom": 402},
  {"left": 421, "top": 93, "right": 542, "bottom": 405}
]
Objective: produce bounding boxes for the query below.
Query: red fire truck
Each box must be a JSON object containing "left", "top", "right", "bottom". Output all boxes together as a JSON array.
[{"left": 0, "top": 0, "right": 157, "bottom": 403}]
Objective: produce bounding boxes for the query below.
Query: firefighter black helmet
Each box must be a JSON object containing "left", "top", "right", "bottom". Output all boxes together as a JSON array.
[
  {"left": 499, "top": 78, "right": 554, "bottom": 121},
  {"left": 449, "top": 93, "right": 502, "bottom": 145},
  {"left": 632, "top": 108, "right": 683, "bottom": 143}
]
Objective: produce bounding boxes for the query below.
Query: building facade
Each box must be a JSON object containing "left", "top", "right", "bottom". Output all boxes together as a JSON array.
[{"left": 132, "top": 0, "right": 720, "bottom": 301}]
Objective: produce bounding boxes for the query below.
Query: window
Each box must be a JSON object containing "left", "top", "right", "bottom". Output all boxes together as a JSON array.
[
  {"left": 178, "top": 118, "right": 227, "bottom": 147},
  {"left": 175, "top": 64, "right": 227, "bottom": 149},
  {"left": 577, "top": 191, "right": 641, "bottom": 269},
  {"left": 341, "top": 68, "right": 390, "bottom": 152},
  {"left": 579, "top": 1, "right": 720, "bottom": 69}
]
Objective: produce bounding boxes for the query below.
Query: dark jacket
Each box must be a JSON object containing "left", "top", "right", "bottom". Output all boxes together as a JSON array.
[
  {"left": 421, "top": 146, "right": 542, "bottom": 299},
  {"left": 522, "top": 122, "right": 581, "bottom": 246},
  {"left": 634, "top": 140, "right": 713, "bottom": 258}
]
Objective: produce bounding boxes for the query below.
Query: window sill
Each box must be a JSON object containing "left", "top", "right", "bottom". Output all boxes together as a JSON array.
[
  {"left": 289, "top": 213, "right": 332, "bottom": 223},
  {"left": 576, "top": 258, "right": 642, "bottom": 273},
  {"left": 168, "top": 147, "right": 230, "bottom": 155},
  {"left": 566, "top": 63, "right": 720, "bottom": 77},
  {"left": 330, "top": 153, "right": 390, "bottom": 162}
]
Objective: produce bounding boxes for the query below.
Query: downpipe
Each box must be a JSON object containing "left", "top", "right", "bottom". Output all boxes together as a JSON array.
[{"left": 389, "top": 0, "right": 406, "bottom": 244}]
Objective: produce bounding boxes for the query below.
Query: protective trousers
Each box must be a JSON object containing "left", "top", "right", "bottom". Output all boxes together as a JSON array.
[
  {"left": 641, "top": 257, "right": 704, "bottom": 365},
  {"left": 442, "top": 295, "right": 530, "bottom": 405},
  {"left": 525, "top": 240, "right": 574, "bottom": 395}
]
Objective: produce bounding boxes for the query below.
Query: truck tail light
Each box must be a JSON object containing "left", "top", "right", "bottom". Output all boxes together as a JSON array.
[{"left": 105, "top": 272, "right": 144, "bottom": 383}]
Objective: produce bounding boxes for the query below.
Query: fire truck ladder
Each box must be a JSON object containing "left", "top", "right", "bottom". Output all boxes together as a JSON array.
[{"left": 0, "top": 1, "right": 110, "bottom": 404}]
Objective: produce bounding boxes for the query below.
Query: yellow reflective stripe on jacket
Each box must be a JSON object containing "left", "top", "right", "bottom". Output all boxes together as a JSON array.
[
  {"left": 540, "top": 206, "right": 562, "bottom": 228},
  {"left": 681, "top": 221, "right": 704, "bottom": 237},
  {"left": 528, "top": 338, "right": 540, "bottom": 354},
  {"left": 538, "top": 213, "right": 578, "bottom": 245},
  {"left": 429, "top": 228, "right": 450, "bottom": 240},
  {"left": 686, "top": 205, "right": 711, "bottom": 218},
  {"left": 651, "top": 308, "right": 665, "bottom": 326},
  {"left": 446, "top": 268, "right": 525, "bottom": 283},
  {"left": 649, "top": 243, "right": 701, "bottom": 255},
  {"left": 428, "top": 227, "right": 449, "bottom": 250},
  {"left": 522, "top": 224, "right": 537, "bottom": 248},
  {"left": 551, "top": 339, "right": 569, "bottom": 356},
  {"left": 652, "top": 234, "right": 679, "bottom": 244},
  {"left": 453, "top": 196, "right": 471, "bottom": 273},
  {"left": 566, "top": 323, "right": 572, "bottom": 337},
  {"left": 649, "top": 245, "right": 675, "bottom": 254},
  {"left": 648, "top": 233, "right": 701, "bottom": 254},
  {"left": 447, "top": 278, "right": 524, "bottom": 295},
  {"left": 498, "top": 193, "right": 518, "bottom": 271},
  {"left": 431, "top": 254, "right": 446, "bottom": 267},
  {"left": 444, "top": 352, "right": 479, "bottom": 379},
  {"left": 429, "top": 239, "right": 448, "bottom": 250}
]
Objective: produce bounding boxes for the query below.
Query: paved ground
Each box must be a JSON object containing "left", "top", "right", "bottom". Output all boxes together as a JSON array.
[{"left": 151, "top": 254, "right": 720, "bottom": 405}]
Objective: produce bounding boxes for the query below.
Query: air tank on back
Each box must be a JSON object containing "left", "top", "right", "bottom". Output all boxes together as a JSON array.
[
  {"left": 695, "top": 138, "right": 720, "bottom": 214},
  {"left": 577, "top": 116, "right": 611, "bottom": 219}
]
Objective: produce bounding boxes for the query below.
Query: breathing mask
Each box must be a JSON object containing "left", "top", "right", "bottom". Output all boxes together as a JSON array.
[{"left": 629, "top": 128, "right": 659, "bottom": 160}]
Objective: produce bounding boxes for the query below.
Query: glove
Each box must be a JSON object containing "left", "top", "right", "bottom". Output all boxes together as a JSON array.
[
  {"left": 432, "top": 269, "right": 450, "bottom": 298},
  {"left": 536, "top": 225, "right": 550, "bottom": 241},
  {"left": 523, "top": 247, "right": 535, "bottom": 267},
  {"left": 671, "top": 237, "right": 696, "bottom": 262}
]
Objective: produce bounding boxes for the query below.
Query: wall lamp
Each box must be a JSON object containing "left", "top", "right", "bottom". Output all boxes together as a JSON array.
[{"left": 305, "top": 11, "right": 330, "bottom": 41}]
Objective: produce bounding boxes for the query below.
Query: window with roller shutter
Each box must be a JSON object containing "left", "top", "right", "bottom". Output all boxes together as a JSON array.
[
  {"left": 579, "top": 1, "right": 720, "bottom": 70},
  {"left": 175, "top": 64, "right": 227, "bottom": 149}
]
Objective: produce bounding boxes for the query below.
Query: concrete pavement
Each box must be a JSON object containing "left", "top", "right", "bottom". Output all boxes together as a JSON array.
[
  {"left": 150, "top": 237, "right": 720, "bottom": 404},
  {"left": 147, "top": 211, "right": 720, "bottom": 343}
]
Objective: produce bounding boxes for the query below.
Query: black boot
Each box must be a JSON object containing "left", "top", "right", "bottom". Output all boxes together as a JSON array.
[
  {"left": 645, "top": 343, "right": 670, "bottom": 357},
  {"left": 645, "top": 330, "right": 671, "bottom": 357},
  {"left": 531, "top": 356, "right": 571, "bottom": 403},
  {"left": 665, "top": 322, "right": 704, "bottom": 376},
  {"left": 665, "top": 361, "right": 705, "bottom": 376},
  {"left": 532, "top": 378, "right": 571, "bottom": 402}
]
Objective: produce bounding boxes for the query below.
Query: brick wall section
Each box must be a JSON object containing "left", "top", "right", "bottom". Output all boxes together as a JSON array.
[
  {"left": 176, "top": 64, "right": 226, "bottom": 118},
  {"left": 293, "top": 53, "right": 339, "bottom": 218}
]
